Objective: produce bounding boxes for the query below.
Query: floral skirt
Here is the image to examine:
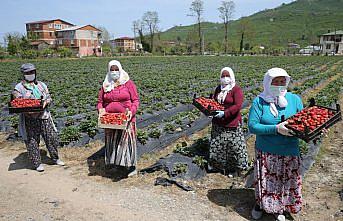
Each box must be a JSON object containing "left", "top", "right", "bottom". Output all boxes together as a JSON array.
[
  {"left": 104, "top": 122, "right": 137, "bottom": 167},
  {"left": 254, "top": 149, "right": 303, "bottom": 214},
  {"left": 209, "top": 124, "right": 248, "bottom": 173}
]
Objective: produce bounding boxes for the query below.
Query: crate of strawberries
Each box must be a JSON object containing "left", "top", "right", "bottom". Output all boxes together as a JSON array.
[
  {"left": 98, "top": 113, "right": 129, "bottom": 130},
  {"left": 283, "top": 98, "right": 342, "bottom": 142},
  {"left": 8, "top": 97, "right": 44, "bottom": 114},
  {"left": 192, "top": 94, "right": 224, "bottom": 116}
]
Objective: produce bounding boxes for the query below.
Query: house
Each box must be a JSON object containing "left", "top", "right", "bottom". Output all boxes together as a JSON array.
[
  {"left": 299, "top": 45, "right": 321, "bottom": 55},
  {"left": 110, "top": 37, "right": 136, "bottom": 52},
  {"left": 26, "top": 19, "right": 102, "bottom": 56},
  {"left": 30, "top": 41, "right": 50, "bottom": 50},
  {"left": 26, "top": 19, "right": 74, "bottom": 46},
  {"left": 56, "top": 25, "right": 102, "bottom": 57},
  {"left": 320, "top": 30, "right": 343, "bottom": 55}
]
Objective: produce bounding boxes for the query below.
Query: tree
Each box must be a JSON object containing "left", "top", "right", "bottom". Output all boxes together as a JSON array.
[
  {"left": 189, "top": 0, "right": 204, "bottom": 54},
  {"left": 218, "top": 0, "right": 235, "bottom": 53},
  {"left": 186, "top": 30, "right": 198, "bottom": 54},
  {"left": 97, "top": 26, "right": 111, "bottom": 47},
  {"left": 132, "top": 20, "right": 141, "bottom": 51},
  {"left": 135, "top": 19, "right": 150, "bottom": 52},
  {"left": 5, "top": 33, "right": 22, "bottom": 55},
  {"left": 0, "top": 46, "right": 6, "bottom": 59},
  {"left": 238, "top": 17, "right": 254, "bottom": 53},
  {"left": 19, "top": 36, "right": 31, "bottom": 51},
  {"left": 142, "top": 11, "right": 160, "bottom": 53}
]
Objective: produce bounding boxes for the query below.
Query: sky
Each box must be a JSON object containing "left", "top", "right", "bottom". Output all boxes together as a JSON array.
[{"left": 0, "top": 0, "right": 295, "bottom": 45}]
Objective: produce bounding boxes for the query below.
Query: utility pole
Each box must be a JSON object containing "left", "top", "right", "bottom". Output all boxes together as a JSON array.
[
  {"left": 133, "top": 22, "right": 138, "bottom": 52},
  {"left": 334, "top": 28, "right": 337, "bottom": 54},
  {"left": 202, "top": 32, "right": 205, "bottom": 55}
]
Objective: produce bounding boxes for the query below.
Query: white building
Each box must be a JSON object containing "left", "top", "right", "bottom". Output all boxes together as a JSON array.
[
  {"left": 299, "top": 45, "right": 321, "bottom": 55},
  {"left": 320, "top": 30, "right": 343, "bottom": 55}
]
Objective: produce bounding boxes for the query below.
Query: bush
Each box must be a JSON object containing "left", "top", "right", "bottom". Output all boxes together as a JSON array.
[
  {"left": 137, "top": 129, "right": 149, "bottom": 145},
  {"left": 57, "top": 47, "right": 73, "bottom": 58},
  {"left": 60, "top": 126, "right": 81, "bottom": 144},
  {"left": 20, "top": 49, "right": 38, "bottom": 59},
  {"left": 41, "top": 48, "right": 55, "bottom": 57}
]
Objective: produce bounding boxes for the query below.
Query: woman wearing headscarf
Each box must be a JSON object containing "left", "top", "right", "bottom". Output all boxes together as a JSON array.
[
  {"left": 12, "top": 63, "right": 65, "bottom": 172},
  {"left": 209, "top": 67, "right": 248, "bottom": 177},
  {"left": 248, "top": 68, "right": 303, "bottom": 221},
  {"left": 97, "top": 60, "right": 140, "bottom": 176}
]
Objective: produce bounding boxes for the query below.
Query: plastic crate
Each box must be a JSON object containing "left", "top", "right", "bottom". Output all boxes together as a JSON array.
[
  {"left": 192, "top": 94, "right": 224, "bottom": 116},
  {"left": 282, "top": 98, "right": 342, "bottom": 143},
  {"left": 8, "top": 96, "right": 44, "bottom": 114}
]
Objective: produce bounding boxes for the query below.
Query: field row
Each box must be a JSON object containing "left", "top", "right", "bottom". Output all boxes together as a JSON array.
[{"left": 0, "top": 56, "right": 342, "bottom": 147}]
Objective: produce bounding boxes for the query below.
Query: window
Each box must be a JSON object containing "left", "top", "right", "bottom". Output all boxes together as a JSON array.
[
  {"left": 326, "top": 44, "right": 331, "bottom": 50},
  {"left": 71, "top": 40, "right": 74, "bottom": 45},
  {"left": 49, "top": 32, "right": 53, "bottom": 37},
  {"left": 36, "top": 24, "right": 40, "bottom": 29},
  {"left": 54, "top": 24, "right": 62, "bottom": 30},
  {"left": 49, "top": 23, "right": 53, "bottom": 28},
  {"left": 59, "top": 40, "right": 63, "bottom": 45}
]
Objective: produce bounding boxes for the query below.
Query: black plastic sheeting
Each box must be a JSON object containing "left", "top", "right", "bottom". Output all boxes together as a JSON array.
[
  {"left": 140, "top": 153, "right": 206, "bottom": 180},
  {"left": 137, "top": 116, "right": 211, "bottom": 157},
  {"left": 140, "top": 153, "right": 206, "bottom": 191},
  {"left": 136, "top": 100, "right": 250, "bottom": 157}
]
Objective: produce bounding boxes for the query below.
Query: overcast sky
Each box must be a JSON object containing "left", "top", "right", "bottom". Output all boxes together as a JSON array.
[{"left": 0, "top": 0, "right": 295, "bottom": 44}]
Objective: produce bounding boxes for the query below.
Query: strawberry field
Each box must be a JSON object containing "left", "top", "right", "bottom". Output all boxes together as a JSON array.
[{"left": 0, "top": 56, "right": 342, "bottom": 155}]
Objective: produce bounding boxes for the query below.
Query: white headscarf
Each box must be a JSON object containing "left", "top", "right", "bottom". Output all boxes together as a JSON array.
[
  {"left": 258, "top": 68, "right": 290, "bottom": 117},
  {"left": 103, "top": 60, "right": 130, "bottom": 92},
  {"left": 217, "top": 67, "right": 236, "bottom": 104}
]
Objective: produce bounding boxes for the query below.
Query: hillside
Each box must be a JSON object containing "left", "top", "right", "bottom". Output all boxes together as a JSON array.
[{"left": 159, "top": 0, "right": 343, "bottom": 49}]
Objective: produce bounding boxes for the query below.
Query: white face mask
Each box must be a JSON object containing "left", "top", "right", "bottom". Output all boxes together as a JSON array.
[
  {"left": 270, "top": 85, "right": 287, "bottom": 96},
  {"left": 24, "top": 74, "right": 36, "bottom": 82},
  {"left": 220, "top": 77, "right": 232, "bottom": 85},
  {"left": 109, "top": 71, "right": 120, "bottom": 80}
]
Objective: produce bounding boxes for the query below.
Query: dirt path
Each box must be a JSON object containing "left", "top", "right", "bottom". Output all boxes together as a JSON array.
[
  {"left": 1, "top": 111, "right": 342, "bottom": 221},
  {"left": 0, "top": 133, "right": 247, "bottom": 221}
]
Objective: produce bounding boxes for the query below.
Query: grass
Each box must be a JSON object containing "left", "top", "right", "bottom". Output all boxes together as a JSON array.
[{"left": 160, "top": 0, "right": 343, "bottom": 49}]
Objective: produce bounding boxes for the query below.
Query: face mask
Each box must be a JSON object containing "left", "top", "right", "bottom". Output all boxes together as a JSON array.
[
  {"left": 270, "top": 85, "right": 287, "bottom": 96},
  {"left": 24, "top": 74, "right": 36, "bottom": 82},
  {"left": 109, "top": 71, "right": 120, "bottom": 80},
  {"left": 220, "top": 77, "right": 232, "bottom": 85}
]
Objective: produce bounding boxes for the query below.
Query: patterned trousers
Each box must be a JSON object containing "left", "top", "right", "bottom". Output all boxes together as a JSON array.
[{"left": 24, "top": 117, "right": 59, "bottom": 168}]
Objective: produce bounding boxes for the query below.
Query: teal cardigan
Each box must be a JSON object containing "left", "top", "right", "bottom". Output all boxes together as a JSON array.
[{"left": 248, "top": 92, "right": 304, "bottom": 156}]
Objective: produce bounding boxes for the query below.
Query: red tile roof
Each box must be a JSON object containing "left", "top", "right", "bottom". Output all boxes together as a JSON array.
[{"left": 26, "top": 19, "right": 74, "bottom": 26}]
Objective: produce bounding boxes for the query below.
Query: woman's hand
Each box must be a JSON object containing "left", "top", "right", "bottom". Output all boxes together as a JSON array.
[
  {"left": 276, "top": 121, "right": 293, "bottom": 136},
  {"left": 321, "top": 128, "right": 329, "bottom": 137},
  {"left": 99, "top": 108, "right": 106, "bottom": 116},
  {"left": 214, "top": 111, "right": 225, "bottom": 118},
  {"left": 43, "top": 100, "right": 49, "bottom": 109},
  {"left": 126, "top": 110, "right": 133, "bottom": 121}
]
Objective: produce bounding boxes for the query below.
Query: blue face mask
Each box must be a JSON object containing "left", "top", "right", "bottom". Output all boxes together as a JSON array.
[
  {"left": 109, "top": 71, "right": 120, "bottom": 80},
  {"left": 270, "top": 85, "right": 287, "bottom": 96}
]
